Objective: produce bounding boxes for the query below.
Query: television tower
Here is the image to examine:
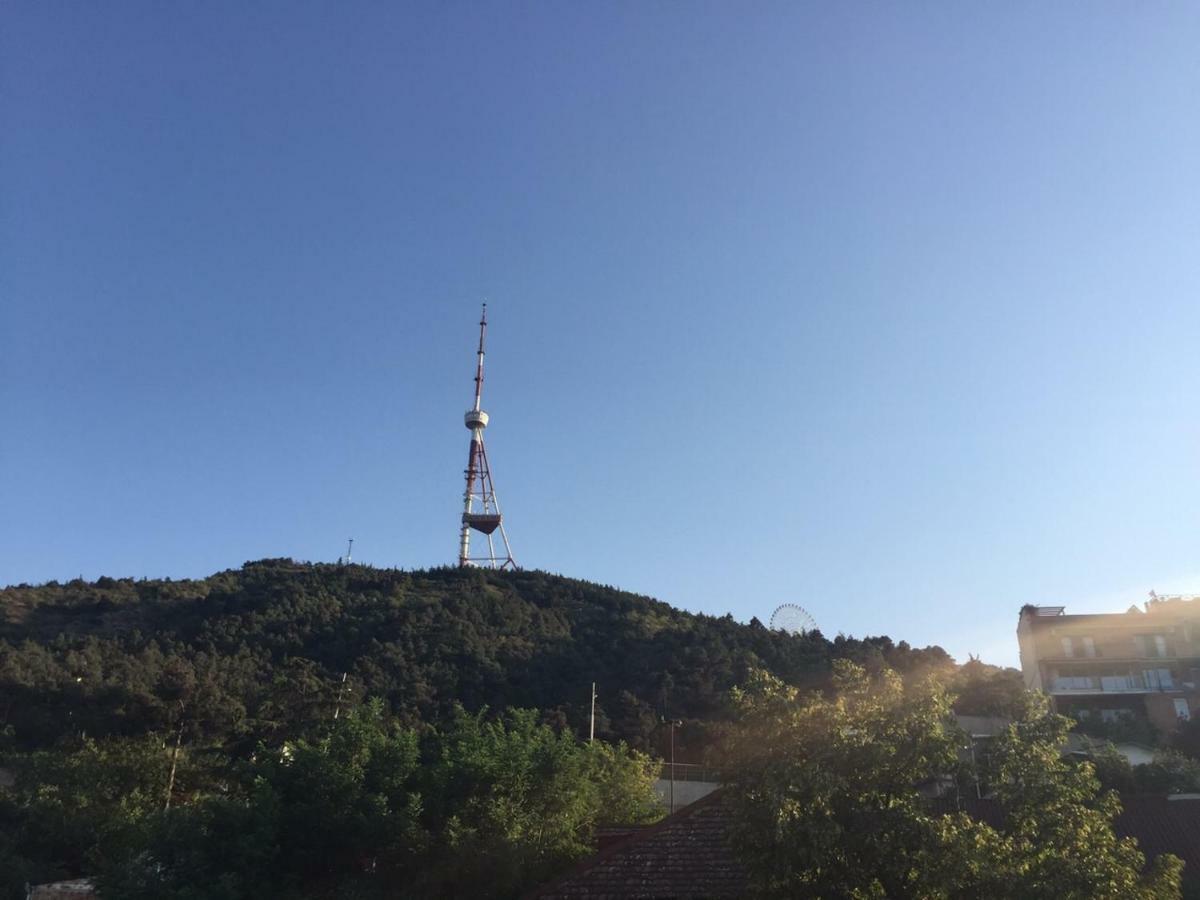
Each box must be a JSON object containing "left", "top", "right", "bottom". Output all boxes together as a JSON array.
[{"left": 458, "top": 304, "right": 517, "bottom": 569}]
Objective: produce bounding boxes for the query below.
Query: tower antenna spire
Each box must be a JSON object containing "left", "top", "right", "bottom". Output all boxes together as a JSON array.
[
  {"left": 473, "top": 303, "right": 486, "bottom": 412},
  {"left": 457, "top": 303, "right": 517, "bottom": 570}
]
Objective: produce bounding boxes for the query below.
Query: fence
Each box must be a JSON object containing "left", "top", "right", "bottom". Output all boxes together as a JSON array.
[{"left": 658, "top": 762, "right": 721, "bottom": 783}]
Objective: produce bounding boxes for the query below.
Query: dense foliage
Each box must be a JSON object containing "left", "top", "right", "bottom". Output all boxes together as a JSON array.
[
  {"left": 0, "top": 560, "right": 965, "bottom": 759},
  {"left": 0, "top": 701, "right": 660, "bottom": 900},
  {"left": 0, "top": 561, "right": 1028, "bottom": 898},
  {"left": 1090, "top": 744, "right": 1200, "bottom": 796},
  {"left": 723, "top": 663, "right": 1183, "bottom": 899}
]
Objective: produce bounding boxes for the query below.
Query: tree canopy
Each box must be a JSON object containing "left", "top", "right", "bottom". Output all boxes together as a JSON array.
[
  {"left": 2, "top": 702, "right": 660, "bottom": 900},
  {"left": 723, "top": 662, "right": 1183, "bottom": 900}
]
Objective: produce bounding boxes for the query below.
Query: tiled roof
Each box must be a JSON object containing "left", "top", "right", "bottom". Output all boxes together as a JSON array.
[
  {"left": 531, "top": 791, "right": 748, "bottom": 899},
  {"left": 1115, "top": 796, "right": 1200, "bottom": 876}
]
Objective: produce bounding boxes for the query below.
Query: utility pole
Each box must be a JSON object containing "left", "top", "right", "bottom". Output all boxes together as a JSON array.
[
  {"left": 666, "top": 718, "right": 682, "bottom": 814},
  {"left": 589, "top": 682, "right": 597, "bottom": 743},
  {"left": 164, "top": 700, "right": 185, "bottom": 811}
]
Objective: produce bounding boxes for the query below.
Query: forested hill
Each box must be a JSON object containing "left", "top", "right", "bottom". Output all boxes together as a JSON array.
[{"left": 0, "top": 560, "right": 999, "bottom": 759}]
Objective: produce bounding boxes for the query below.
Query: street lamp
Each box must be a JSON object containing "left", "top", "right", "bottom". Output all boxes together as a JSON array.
[{"left": 662, "top": 718, "right": 683, "bottom": 813}]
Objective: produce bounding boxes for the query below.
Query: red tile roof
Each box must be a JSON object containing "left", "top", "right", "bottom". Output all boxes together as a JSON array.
[
  {"left": 1115, "top": 796, "right": 1200, "bottom": 876},
  {"left": 530, "top": 791, "right": 747, "bottom": 899}
]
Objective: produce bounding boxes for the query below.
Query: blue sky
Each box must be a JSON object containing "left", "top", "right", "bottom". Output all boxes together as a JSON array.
[{"left": 4, "top": 3, "right": 1200, "bottom": 667}]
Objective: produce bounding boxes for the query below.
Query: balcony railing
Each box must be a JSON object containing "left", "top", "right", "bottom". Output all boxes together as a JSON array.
[
  {"left": 658, "top": 763, "right": 721, "bottom": 783},
  {"left": 1051, "top": 673, "right": 1176, "bottom": 693},
  {"left": 1040, "top": 653, "right": 1184, "bottom": 663}
]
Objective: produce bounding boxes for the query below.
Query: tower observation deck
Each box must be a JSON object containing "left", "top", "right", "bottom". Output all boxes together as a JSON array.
[{"left": 457, "top": 304, "right": 517, "bottom": 569}]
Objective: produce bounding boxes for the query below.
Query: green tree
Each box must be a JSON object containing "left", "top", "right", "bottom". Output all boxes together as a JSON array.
[
  {"left": 949, "top": 657, "right": 1027, "bottom": 717},
  {"left": 724, "top": 661, "right": 968, "bottom": 898},
  {"left": 94, "top": 701, "right": 660, "bottom": 900},
  {"left": 724, "top": 663, "right": 1182, "bottom": 900},
  {"left": 415, "top": 705, "right": 660, "bottom": 897},
  {"left": 1133, "top": 749, "right": 1200, "bottom": 794},
  {"left": 96, "top": 700, "right": 425, "bottom": 899},
  {"left": 975, "top": 694, "right": 1181, "bottom": 899},
  {"left": 0, "top": 734, "right": 190, "bottom": 900},
  {"left": 1088, "top": 741, "right": 1138, "bottom": 794},
  {"left": 1173, "top": 715, "right": 1200, "bottom": 761}
]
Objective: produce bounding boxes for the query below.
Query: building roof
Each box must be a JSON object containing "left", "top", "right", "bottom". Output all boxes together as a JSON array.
[
  {"left": 1115, "top": 796, "right": 1200, "bottom": 876},
  {"left": 1022, "top": 596, "right": 1200, "bottom": 628},
  {"left": 531, "top": 791, "right": 747, "bottom": 899}
]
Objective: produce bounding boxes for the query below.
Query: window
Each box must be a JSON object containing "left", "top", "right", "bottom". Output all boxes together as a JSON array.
[
  {"left": 1061, "top": 637, "right": 1074, "bottom": 658},
  {"left": 1054, "top": 675, "right": 1096, "bottom": 691},
  {"left": 1143, "top": 668, "right": 1174, "bottom": 690},
  {"left": 1134, "top": 635, "right": 1169, "bottom": 658},
  {"left": 1082, "top": 637, "right": 1097, "bottom": 658},
  {"left": 1175, "top": 699, "right": 1191, "bottom": 721},
  {"left": 1102, "top": 675, "right": 1133, "bottom": 691}
]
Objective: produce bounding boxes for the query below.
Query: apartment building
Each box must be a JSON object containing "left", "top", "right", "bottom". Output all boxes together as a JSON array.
[{"left": 1017, "top": 595, "right": 1200, "bottom": 735}]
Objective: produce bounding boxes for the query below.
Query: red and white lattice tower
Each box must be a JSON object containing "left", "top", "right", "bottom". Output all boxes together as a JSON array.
[{"left": 458, "top": 304, "right": 517, "bottom": 569}]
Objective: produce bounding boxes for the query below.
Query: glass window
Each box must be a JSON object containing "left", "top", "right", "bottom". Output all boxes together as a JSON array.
[
  {"left": 1175, "top": 699, "right": 1191, "bottom": 721},
  {"left": 1061, "top": 637, "right": 1074, "bottom": 658},
  {"left": 1082, "top": 637, "right": 1096, "bottom": 658},
  {"left": 1143, "top": 668, "right": 1174, "bottom": 690},
  {"left": 1054, "top": 674, "right": 1095, "bottom": 691},
  {"left": 1156, "top": 635, "right": 1169, "bottom": 658}
]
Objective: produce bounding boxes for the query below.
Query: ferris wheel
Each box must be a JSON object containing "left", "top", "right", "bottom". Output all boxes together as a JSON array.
[{"left": 769, "top": 603, "right": 818, "bottom": 635}]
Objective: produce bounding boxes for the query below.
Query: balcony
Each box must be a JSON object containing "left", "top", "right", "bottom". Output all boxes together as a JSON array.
[
  {"left": 1039, "top": 652, "right": 1186, "bottom": 664},
  {"left": 1050, "top": 671, "right": 1178, "bottom": 695}
]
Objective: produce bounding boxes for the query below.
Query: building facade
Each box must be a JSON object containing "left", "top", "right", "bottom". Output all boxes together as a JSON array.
[{"left": 1017, "top": 596, "right": 1200, "bottom": 736}]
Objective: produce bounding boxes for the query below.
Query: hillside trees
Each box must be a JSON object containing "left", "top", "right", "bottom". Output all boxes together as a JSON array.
[{"left": 0, "top": 562, "right": 958, "bottom": 757}]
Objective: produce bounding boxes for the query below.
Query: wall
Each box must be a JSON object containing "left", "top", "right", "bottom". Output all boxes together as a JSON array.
[{"left": 652, "top": 777, "right": 719, "bottom": 812}]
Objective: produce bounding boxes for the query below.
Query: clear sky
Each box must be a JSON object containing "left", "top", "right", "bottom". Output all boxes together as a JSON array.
[{"left": 4, "top": 3, "right": 1200, "bottom": 667}]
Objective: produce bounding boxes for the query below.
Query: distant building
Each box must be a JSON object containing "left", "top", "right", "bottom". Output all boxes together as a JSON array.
[{"left": 1017, "top": 596, "right": 1200, "bottom": 735}]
